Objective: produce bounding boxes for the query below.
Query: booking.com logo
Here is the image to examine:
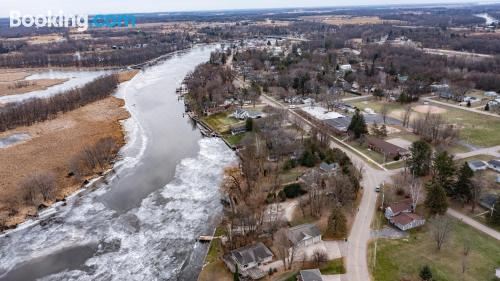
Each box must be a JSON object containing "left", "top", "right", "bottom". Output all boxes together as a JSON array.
[{"left": 9, "top": 11, "right": 136, "bottom": 31}]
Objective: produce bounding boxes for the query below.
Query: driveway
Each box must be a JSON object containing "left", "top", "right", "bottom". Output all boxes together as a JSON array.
[
  {"left": 260, "top": 93, "right": 397, "bottom": 281},
  {"left": 295, "top": 241, "right": 342, "bottom": 261}
]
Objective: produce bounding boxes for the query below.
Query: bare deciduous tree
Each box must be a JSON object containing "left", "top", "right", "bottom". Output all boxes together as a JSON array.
[
  {"left": 273, "top": 228, "right": 296, "bottom": 270},
  {"left": 20, "top": 171, "right": 57, "bottom": 205},
  {"left": 429, "top": 215, "right": 454, "bottom": 251},
  {"left": 311, "top": 249, "right": 328, "bottom": 267}
]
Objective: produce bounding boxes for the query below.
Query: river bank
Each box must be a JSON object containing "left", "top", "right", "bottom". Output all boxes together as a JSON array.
[
  {"left": 0, "top": 45, "right": 239, "bottom": 281},
  {"left": 0, "top": 70, "right": 137, "bottom": 230}
]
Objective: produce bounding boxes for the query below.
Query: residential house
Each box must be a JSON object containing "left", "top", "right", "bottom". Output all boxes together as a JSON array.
[
  {"left": 484, "top": 91, "right": 498, "bottom": 98},
  {"left": 488, "top": 159, "right": 500, "bottom": 172},
  {"left": 339, "top": 64, "right": 352, "bottom": 71},
  {"left": 390, "top": 213, "right": 426, "bottom": 231},
  {"left": 385, "top": 199, "right": 413, "bottom": 219},
  {"left": 480, "top": 194, "right": 498, "bottom": 211},
  {"left": 298, "top": 269, "right": 324, "bottom": 281},
  {"left": 231, "top": 125, "right": 247, "bottom": 136},
  {"left": 319, "top": 162, "right": 339, "bottom": 174},
  {"left": 365, "top": 136, "right": 409, "bottom": 161},
  {"left": 286, "top": 223, "right": 322, "bottom": 247},
  {"left": 223, "top": 242, "right": 274, "bottom": 280},
  {"left": 231, "top": 109, "right": 263, "bottom": 120},
  {"left": 385, "top": 199, "right": 425, "bottom": 231},
  {"left": 468, "top": 160, "right": 488, "bottom": 172}
]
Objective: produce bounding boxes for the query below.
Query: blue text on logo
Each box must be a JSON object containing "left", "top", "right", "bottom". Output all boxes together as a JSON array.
[{"left": 91, "top": 14, "right": 136, "bottom": 28}]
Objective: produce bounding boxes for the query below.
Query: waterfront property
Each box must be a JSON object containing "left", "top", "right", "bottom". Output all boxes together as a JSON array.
[{"left": 223, "top": 242, "right": 274, "bottom": 280}]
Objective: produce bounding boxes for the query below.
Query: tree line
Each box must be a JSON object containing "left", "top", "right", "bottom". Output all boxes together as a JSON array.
[{"left": 0, "top": 74, "right": 119, "bottom": 132}]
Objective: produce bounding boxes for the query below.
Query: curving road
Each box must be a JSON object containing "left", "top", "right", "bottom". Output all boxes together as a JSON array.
[{"left": 260, "top": 93, "right": 397, "bottom": 281}]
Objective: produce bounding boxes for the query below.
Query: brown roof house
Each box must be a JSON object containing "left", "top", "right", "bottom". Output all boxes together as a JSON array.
[
  {"left": 365, "top": 136, "right": 408, "bottom": 161},
  {"left": 223, "top": 242, "right": 274, "bottom": 280},
  {"left": 385, "top": 199, "right": 425, "bottom": 231}
]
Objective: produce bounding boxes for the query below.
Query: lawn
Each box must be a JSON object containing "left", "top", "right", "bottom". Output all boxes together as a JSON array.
[
  {"left": 348, "top": 141, "right": 387, "bottom": 164},
  {"left": 202, "top": 112, "right": 241, "bottom": 133},
  {"left": 319, "top": 258, "right": 346, "bottom": 275},
  {"left": 279, "top": 166, "right": 307, "bottom": 184},
  {"left": 348, "top": 98, "right": 500, "bottom": 147},
  {"left": 368, "top": 217, "right": 500, "bottom": 281},
  {"left": 223, "top": 133, "right": 246, "bottom": 146}
]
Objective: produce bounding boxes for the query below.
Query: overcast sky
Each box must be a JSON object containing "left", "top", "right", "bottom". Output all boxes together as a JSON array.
[{"left": 0, "top": 0, "right": 495, "bottom": 17}]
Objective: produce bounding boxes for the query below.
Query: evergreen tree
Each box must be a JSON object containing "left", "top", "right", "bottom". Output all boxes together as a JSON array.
[
  {"left": 432, "top": 151, "right": 456, "bottom": 195},
  {"left": 348, "top": 109, "right": 367, "bottom": 139},
  {"left": 327, "top": 206, "right": 347, "bottom": 238},
  {"left": 245, "top": 118, "right": 253, "bottom": 132},
  {"left": 425, "top": 181, "right": 448, "bottom": 215},
  {"left": 454, "top": 163, "right": 474, "bottom": 204},
  {"left": 408, "top": 140, "right": 432, "bottom": 177},
  {"left": 419, "top": 265, "right": 433, "bottom": 281},
  {"left": 233, "top": 264, "right": 240, "bottom": 281},
  {"left": 485, "top": 103, "right": 490, "bottom": 111}
]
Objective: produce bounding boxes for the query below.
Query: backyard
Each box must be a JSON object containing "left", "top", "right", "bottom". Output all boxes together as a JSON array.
[{"left": 368, "top": 217, "right": 500, "bottom": 281}]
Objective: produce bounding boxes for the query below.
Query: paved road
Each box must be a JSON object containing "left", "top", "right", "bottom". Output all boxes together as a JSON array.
[
  {"left": 447, "top": 208, "right": 500, "bottom": 241},
  {"left": 423, "top": 97, "right": 500, "bottom": 119},
  {"left": 454, "top": 145, "right": 500, "bottom": 160},
  {"left": 260, "top": 93, "right": 396, "bottom": 281}
]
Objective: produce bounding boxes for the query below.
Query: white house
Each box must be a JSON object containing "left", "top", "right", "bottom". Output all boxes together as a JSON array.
[
  {"left": 231, "top": 109, "right": 263, "bottom": 120},
  {"left": 339, "top": 64, "right": 352, "bottom": 72},
  {"left": 488, "top": 159, "right": 500, "bottom": 172},
  {"left": 286, "top": 224, "right": 322, "bottom": 247},
  {"left": 223, "top": 242, "right": 274, "bottom": 280},
  {"left": 468, "top": 160, "right": 488, "bottom": 172}
]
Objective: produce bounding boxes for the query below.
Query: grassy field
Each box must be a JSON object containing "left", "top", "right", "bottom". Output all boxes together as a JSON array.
[
  {"left": 368, "top": 217, "right": 500, "bottom": 281},
  {"left": 319, "top": 258, "right": 346, "bottom": 275},
  {"left": 202, "top": 112, "right": 241, "bottom": 133},
  {"left": 223, "top": 133, "right": 245, "bottom": 146},
  {"left": 349, "top": 98, "right": 500, "bottom": 147}
]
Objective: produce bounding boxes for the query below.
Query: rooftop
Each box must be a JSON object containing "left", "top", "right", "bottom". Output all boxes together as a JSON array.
[
  {"left": 391, "top": 212, "right": 424, "bottom": 226},
  {"left": 468, "top": 160, "right": 487, "bottom": 168},
  {"left": 387, "top": 199, "right": 413, "bottom": 214},
  {"left": 300, "top": 269, "right": 323, "bottom": 281},
  {"left": 287, "top": 223, "right": 321, "bottom": 245},
  {"left": 230, "top": 242, "right": 273, "bottom": 266}
]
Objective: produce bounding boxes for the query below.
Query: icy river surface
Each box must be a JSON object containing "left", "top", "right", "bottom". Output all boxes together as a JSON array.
[{"left": 0, "top": 45, "right": 237, "bottom": 281}]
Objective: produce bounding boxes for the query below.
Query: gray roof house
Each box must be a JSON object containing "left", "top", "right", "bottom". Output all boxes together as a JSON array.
[
  {"left": 299, "top": 269, "right": 324, "bottom": 281},
  {"left": 319, "top": 162, "right": 339, "bottom": 174},
  {"left": 231, "top": 109, "right": 263, "bottom": 120},
  {"left": 468, "top": 160, "right": 488, "bottom": 172},
  {"left": 287, "top": 224, "right": 322, "bottom": 247},
  {"left": 488, "top": 159, "right": 500, "bottom": 172},
  {"left": 223, "top": 242, "right": 273, "bottom": 280}
]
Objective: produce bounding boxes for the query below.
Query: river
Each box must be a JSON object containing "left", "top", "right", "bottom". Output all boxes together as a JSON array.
[
  {"left": 475, "top": 13, "right": 499, "bottom": 25},
  {"left": 0, "top": 45, "right": 237, "bottom": 281}
]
